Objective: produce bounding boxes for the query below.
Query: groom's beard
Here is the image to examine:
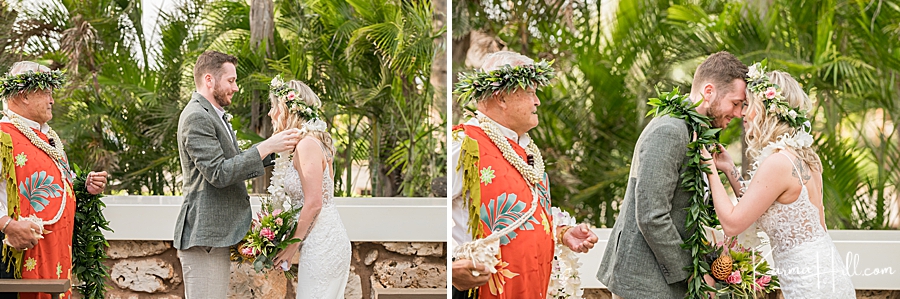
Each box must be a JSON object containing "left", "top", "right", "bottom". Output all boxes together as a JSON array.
[
  {"left": 707, "top": 98, "right": 732, "bottom": 128},
  {"left": 212, "top": 83, "right": 232, "bottom": 107}
]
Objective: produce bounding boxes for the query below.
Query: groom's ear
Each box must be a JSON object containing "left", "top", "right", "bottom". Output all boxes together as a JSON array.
[{"left": 700, "top": 83, "right": 716, "bottom": 106}]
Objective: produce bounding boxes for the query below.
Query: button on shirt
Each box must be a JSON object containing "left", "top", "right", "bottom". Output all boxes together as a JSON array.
[
  {"left": 450, "top": 112, "right": 533, "bottom": 248},
  {"left": 0, "top": 111, "right": 52, "bottom": 217}
]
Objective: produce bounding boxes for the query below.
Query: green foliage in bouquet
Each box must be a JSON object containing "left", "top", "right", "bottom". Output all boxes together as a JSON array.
[
  {"left": 710, "top": 238, "right": 780, "bottom": 298},
  {"left": 231, "top": 199, "right": 302, "bottom": 278},
  {"left": 72, "top": 164, "right": 112, "bottom": 298}
]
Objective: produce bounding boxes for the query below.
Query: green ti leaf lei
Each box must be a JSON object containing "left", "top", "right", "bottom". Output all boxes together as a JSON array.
[
  {"left": 454, "top": 60, "right": 556, "bottom": 107},
  {"left": 72, "top": 164, "right": 112, "bottom": 298},
  {"left": 0, "top": 70, "right": 67, "bottom": 99},
  {"left": 646, "top": 88, "right": 720, "bottom": 299}
]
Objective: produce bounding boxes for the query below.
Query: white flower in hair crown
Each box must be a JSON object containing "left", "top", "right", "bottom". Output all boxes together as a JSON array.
[
  {"left": 742, "top": 60, "right": 816, "bottom": 194},
  {"left": 745, "top": 60, "right": 811, "bottom": 130},
  {"left": 270, "top": 75, "right": 321, "bottom": 121}
]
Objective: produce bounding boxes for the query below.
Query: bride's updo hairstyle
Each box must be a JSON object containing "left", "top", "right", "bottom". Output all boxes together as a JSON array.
[
  {"left": 269, "top": 78, "right": 335, "bottom": 158},
  {"left": 744, "top": 70, "right": 821, "bottom": 172}
]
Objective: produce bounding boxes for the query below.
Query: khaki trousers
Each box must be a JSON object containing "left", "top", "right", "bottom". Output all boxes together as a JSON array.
[{"left": 178, "top": 246, "right": 231, "bottom": 299}]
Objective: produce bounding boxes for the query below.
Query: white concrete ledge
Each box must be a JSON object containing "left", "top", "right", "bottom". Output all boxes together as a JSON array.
[
  {"left": 579, "top": 229, "right": 900, "bottom": 290},
  {"left": 100, "top": 196, "right": 447, "bottom": 242}
]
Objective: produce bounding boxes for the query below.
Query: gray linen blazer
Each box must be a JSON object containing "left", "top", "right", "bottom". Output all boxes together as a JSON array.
[
  {"left": 173, "top": 92, "right": 266, "bottom": 250},
  {"left": 596, "top": 115, "right": 694, "bottom": 298}
]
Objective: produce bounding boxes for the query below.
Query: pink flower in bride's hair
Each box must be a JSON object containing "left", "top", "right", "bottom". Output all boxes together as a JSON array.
[
  {"left": 755, "top": 275, "right": 771, "bottom": 288},
  {"left": 287, "top": 92, "right": 296, "bottom": 100},
  {"left": 273, "top": 209, "right": 282, "bottom": 217},
  {"left": 765, "top": 87, "right": 777, "bottom": 99},
  {"left": 275, "top": 218, "right": 283, "bottom": 226},
  {"left": 726, "top": 271, "right": 742, "bottom": 284},
  {"left": 260, "top": 228, "right": 275, "bottom": 241}
]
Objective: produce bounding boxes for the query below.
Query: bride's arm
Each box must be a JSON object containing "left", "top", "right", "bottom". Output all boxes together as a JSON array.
[
  {"left": 291, "top": 138, "right": 326, "bottom": 242},
  {"left": 274, "top": 138, "right": 326, "bottom": 266},
  {"left": 706, "top": 153, "right": 792, "bottom": 236}
]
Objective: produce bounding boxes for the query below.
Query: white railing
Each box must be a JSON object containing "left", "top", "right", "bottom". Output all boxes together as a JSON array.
[
  {"left": 578, "top": 229, "right": 900, "bottom": 290},
  {"left": 100, "top": 196, "right": 447, "bottom": 242}
]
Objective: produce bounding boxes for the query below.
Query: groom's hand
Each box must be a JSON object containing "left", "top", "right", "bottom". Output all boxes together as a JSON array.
[
  {"left": 452, "top": 259, "right": 490, "bottom": 290},
  {"left": 563, "top": 223, "right": 598, "bottom": 253},
  {"left": 258, "top": 128, "right": 302, "bottom": 158}
]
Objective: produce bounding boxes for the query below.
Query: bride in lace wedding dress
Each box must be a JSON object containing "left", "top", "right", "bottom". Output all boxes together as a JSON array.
[
  {"left": 703, "top": 66, "right": 854, "bottom": 298},
  {"left": 270, "top": 78, "right": 351, "bottom": 299}
]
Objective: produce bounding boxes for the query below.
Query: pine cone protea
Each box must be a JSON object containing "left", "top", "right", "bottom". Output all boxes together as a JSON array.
[{"left": 711, "top": 249, "right": 734, "bottom": 281}]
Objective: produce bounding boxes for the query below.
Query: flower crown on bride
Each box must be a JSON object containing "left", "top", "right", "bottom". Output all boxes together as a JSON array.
[
  {"left": 270, "top": 75, "right": 327, "bottom": 132},
  {"left": 746, "top": 60, "right": 811, "bottom": 131}
]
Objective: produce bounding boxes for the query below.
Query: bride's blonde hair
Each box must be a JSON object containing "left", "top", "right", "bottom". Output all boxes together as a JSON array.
[
  {"left": 744, "top": 71, "right": 821, "bottom": 172},
  {"left": 270, "top": 80, "right": 335, "bottom": 158}
]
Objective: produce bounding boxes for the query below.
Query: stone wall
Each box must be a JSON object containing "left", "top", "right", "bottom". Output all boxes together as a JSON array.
[
  {"left": 582, "top": 289, "right": 900, "bottom": 299},
  {"left": 92, "top": 240, "right": 446, "bottom": 299}
]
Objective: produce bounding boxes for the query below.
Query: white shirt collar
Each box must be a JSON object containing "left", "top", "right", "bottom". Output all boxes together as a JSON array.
[
  {"left": 0, "top": 110, "right": 51, "bottom": 133},
  {"left": 466, "top": 111, "right": 532, "bottom": 148}
]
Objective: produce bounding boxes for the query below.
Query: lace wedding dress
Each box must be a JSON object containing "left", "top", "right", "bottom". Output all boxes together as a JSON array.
[
  {"left": 284, "top": 142, "right": 351, "bottom": 299},
  {"left": 756, "top": 152, "right": 855, "bottom": 298}
]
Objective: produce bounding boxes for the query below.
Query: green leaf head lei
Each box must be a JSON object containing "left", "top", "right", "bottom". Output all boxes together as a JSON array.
[
  {"left": 0, "top": 69, "right": 67, "bottom": 99},
  {"left": 453, "top": 60, "right": 556, "bottom": 106}
]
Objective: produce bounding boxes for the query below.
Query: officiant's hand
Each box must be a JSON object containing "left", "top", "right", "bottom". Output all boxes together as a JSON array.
[
  {"left": 563, "top": 223, "right": 598, "bottom": 253},
  {"left": 86, "top": 171, "right": 108, "bottom": 195},
  {"left": 452, "top": 259, "right": 490, "bottom": 290},
  {"left": 273, "top": 242, "right": 301, "bottom": 270},
  {"left": 1, "top": 217, "right": 42, "bottom": 251}
]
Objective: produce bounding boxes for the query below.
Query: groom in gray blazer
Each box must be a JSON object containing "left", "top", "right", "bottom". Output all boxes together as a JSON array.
[
  {"left": 596, "top": 52, "right": 748, "bottom": 299},
  {"left": 175, "top": 51, "right": 302, "bottom": 299}
]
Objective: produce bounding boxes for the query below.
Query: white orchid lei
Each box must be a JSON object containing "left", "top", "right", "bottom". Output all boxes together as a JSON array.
[
  {"left": 548, "top": 207, "right": 583, "bottom": 299},
  {"left": 267, "top": 151, "right": 293, "bottom": 210}
]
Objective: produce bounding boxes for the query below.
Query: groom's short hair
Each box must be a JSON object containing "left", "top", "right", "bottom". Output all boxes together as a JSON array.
[
  {"left": 692, "top": 51, "right": 748, "bottom": 95},
  {"left": 193, "top": 51, "right": 238, "bottom": 88}
]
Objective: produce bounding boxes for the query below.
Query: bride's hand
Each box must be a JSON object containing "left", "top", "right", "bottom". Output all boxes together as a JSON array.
[
  {"left": 712, "top": 144, "right": 735, "bottom": 171},
  {"left": 273, "top": 242, "right": 302, "bottom": 270}
]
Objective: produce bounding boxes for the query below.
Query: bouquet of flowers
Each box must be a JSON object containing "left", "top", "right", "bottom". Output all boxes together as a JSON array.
[
  {"left": 231, "top": 198, "right": 301, "bottom": 276},
  {"left": 708, "top": 236, "right": 779, "bottom": 298}
]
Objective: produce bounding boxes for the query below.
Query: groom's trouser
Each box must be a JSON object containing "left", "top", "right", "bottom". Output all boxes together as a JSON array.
[{"left": 178, "top": 246, "right": 231, "bottom": 299}]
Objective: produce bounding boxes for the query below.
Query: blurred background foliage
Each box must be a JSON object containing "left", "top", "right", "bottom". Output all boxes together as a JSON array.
[
  {"left": 453, "top": 0, "right": 899, "bottom": 229},
  {"left": 1, "top": 0, "right": 447, "bottom": 197}
]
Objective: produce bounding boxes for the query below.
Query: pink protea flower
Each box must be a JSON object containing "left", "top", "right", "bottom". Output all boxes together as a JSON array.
[
  {"left": 726, "top": 270, "right": 742, "bottom": 284},
  {"left": 765, "top": 87, "right": 777, "bottom": 99},
  {"left": 275, "top": 218, "right": 283, "bottom": 226},
  {"left": 260, "top": 228, "right": 276, "bottom": 241},
  {"left": 755, "top": 275, "right": 771, "bottom": 288},
  {"left": 272, "top": 209, "right": 282, "bottom": 217}
]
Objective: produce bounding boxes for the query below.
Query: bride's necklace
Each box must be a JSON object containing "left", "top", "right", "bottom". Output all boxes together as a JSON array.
[{"left": 476, "top": 115, "right": 545, "bottom": 185}]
